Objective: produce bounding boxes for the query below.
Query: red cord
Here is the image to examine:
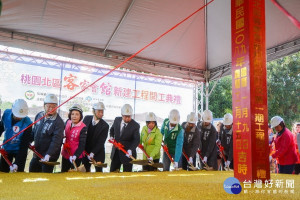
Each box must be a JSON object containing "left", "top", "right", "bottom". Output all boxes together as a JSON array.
[
  {"left": 270, "top": 0, "right": 300, "bottom": 29},
  {"left": 0, "top": 0, "right": 214, "bottom": 148}
]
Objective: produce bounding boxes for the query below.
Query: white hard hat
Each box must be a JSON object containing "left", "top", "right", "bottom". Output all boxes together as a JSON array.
[
  {"left": 12, "top": 99, "right": 28, "bottom": 118},
  {"left": 93, "top": 102, "right": 105, "bottom": 110},
  {"left": 202, "top": 110, "right": 213, "bottom": 123},
  {"left": 187, "top": 112, "right": 198, "bottom": 124},
  {"left": 121, "top": 104, "right": 133, "bottom": 116},
  {"left": 146, "top": 112, "right": 157, "bottom": 122},
  {"left": 223, "top": 113, "right": 233, "bottom": 125},
  {"left": 44, "top": 94, "right": 58, "bottom": 104},
  {"left": 169, "top": 109, "right": 180, "bottom": 124},
  {"left": 271, "top": 116, "right": 284, "bottom": 128},
  {"left": 69, "top": 104, "right": 83, "bottom": 113}
]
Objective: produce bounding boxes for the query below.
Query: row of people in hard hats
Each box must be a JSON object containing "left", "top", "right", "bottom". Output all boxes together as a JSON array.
[
  {"left": 0, "top": 95, "right": 108, "bottom": 173},
  {"left": 0, "top": 94, "right": 232, "bottom": 173}
]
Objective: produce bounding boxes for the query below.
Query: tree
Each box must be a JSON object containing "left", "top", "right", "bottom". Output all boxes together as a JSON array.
[
  {"left": 267, "top": 52, "right": 300, "bottom": 128},
  {"left": 200, "top": 76, "right": 232, "bottom": 118},
  {"left": 199, "top": 52, "right": 300, "bottom": 128}
]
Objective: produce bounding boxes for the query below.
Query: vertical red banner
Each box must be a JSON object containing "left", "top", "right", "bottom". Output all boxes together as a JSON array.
[{"left": 231, "top": 0, "right": 270, "bottom": 182}]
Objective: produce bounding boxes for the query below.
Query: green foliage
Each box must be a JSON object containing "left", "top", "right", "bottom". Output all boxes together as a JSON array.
[
  {"left": 0, "top": 96, "right": 13, "bottom": 113},
  {"left": 199, "top": 52, "right": 299, "bottom": 128},
  {"left": 267, "top": 52, "right": 300, "bottom": 128},
  {"left": 200, "top": 76, "right": 232, "bottom": 118}
]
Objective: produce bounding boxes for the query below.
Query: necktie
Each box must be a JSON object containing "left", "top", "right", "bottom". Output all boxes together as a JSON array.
[{"left": 120, "top": 123, "right": 126, "bottom": 137}]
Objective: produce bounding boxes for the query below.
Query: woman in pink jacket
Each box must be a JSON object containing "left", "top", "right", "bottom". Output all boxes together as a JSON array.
[
  {"left": 61, "top": 104, "right": 87, "bottom": 172},
  {"left": 271, "top": 116, "right": 298, "bottom": 174}
]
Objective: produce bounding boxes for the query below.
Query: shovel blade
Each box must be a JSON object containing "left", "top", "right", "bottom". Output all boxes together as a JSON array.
[
  {"left": 130, "top": 159, "right": 149, "bottom": 165},
  {"left": 150, "top": 162, "right": 164, "bottom": 168},
  {"left": 39, "top": 160, "right": 60, "bottom": 166},
  {"left": 89, "top": 161, "right": 108, "bottom": 168},
  {"left": 188, "top": 165, "right": 198, "bottom": 171}
]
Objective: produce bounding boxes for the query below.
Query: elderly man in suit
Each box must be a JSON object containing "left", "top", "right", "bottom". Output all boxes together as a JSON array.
[
  {"left": 109, "top": 104, "right": 140, "bottom": 172},
  {"left": 82, "top": 102, "right": 109, "bottom": 172}
]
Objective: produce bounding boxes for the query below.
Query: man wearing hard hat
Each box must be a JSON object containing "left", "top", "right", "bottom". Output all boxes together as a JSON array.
[
  {"left": 109, "top": 104, "right": 140, "bottom": 172},
  {"left": 270, "top": 116, "right": 298, "bottom": 174},
  {"left": 180, "top": 112, "right": 200, "bottom": 170},
  {"left": 82, "top": 102, "right": 109, "bottom": 172},
  {"left": 0, "top": 99, "right": 32, "bottom": 172},
  {"left": 29, "top": 94, "right": 64, "bottom": 173},
  {"left": 161, "top": 109, "right": 184, "bottom": 171},
  {"left": 218, "top": 113, "right": 234, "bottom": 170},
  {"left": 198, "top": 110, "right": 218, "bottom": 170}
]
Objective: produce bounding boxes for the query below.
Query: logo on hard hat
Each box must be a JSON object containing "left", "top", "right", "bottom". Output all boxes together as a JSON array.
[
  {"left": 173, "top": 117, "right": 177, "bottom": 121},
  {"left": 19, "top": 109, "right": 23, "bottom": 113},
  {"left": 126, "top": 108, "right": 130, "bottom": 113}
]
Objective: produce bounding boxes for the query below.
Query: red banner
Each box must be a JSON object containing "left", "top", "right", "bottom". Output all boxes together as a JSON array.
[{"left": 231, "top": 0, "right": 270, "bottom": 182}]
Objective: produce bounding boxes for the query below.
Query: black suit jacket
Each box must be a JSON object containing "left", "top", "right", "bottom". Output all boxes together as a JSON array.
[
  {"left": 83, "top": 116, "right": 109, "bottom": 161},
  {"left": 110, "top": 117, "right": 140, "bottom": 164}
]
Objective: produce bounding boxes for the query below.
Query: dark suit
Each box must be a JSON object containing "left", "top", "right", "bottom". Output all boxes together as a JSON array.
[
  {"left": 110, "top": 117, "right": 140, "bottom": 172},
  {"left": 82, "top": 115, "right": 109, "bottom": 172}
]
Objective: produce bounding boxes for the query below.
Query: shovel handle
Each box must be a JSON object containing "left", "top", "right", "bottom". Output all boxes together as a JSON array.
[
  {"left": 161, "top": 143, "right": 174, "bottom": 163},
  {"left": 0, "top": 149, "right": 13, "bottom": 167},
  {"left": 197, "top": 149, "right": 210, "bottom": 168},
  {"left": 182, "top": 149, "right": 195, "bottom": 168},
  {"left": 138, "top": 144, "right": 150, "bottom": 158},
  {"left": 28, "top": 144, "right": 44, "bottom": 159},
  {"left": 109, "top": 139, "right": 136, "bottom": 160}
]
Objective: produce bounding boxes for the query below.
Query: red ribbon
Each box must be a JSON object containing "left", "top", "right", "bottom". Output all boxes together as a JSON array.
[{"left": 270, "top": 0, "right": 300, "bottom": 30}]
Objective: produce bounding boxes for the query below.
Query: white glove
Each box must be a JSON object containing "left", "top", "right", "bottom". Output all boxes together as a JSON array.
[
  {"left": 126, "top": 149, "right": 132, "bottom": 158},
  {"left": 203, "top": 156, "right": 207, "bottom": 163},
  {"left": 109, "top": 137, "right": 114, "bottom": 141},
  {"left": 225, "top": 161, "right": 231, "bottom": 168},
  {"left": 88, "top": 152, "right": 94, "bottom": 160},
  {"left": 189, "top": 157, "right": 193, "bottom": 164},
  {"left": 10, "top": 164, "right": 18, "bottom": 172},
  {"left": 148, "top": 157, "right": 153, "bottom": 162},
  {"left": 69, "top": 155, "right": 77, "bottom": 163},
  {"left": 173, "top": 162, "right": 178, "bottom": 169},
  {"left": 41, "top": 154, "right": 50, "bottom": 162}
]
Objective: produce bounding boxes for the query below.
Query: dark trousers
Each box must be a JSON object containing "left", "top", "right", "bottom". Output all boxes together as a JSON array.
[
  {"left": 162, "top": 152, "right": 175, "bottom": 171},
  {"left": 29, "top": 156, "right": 54, "bottom": 173},
  {"left": 180, "top": 155, "right": 196, "bottom": 170},
  {"left": 82, "top": 156, "right": 103, "bottom": 172},
  {"left": 142, "top": 159, "right": 159, "bottom": 171},
  {"left": 110, "top": 151, "right": 132, "bottom": 172},
  {"left": 0, "top": 153, "right": 26, "bottom": 172},
  {"left": 278, "top": 164, "right": 295, "bottom": 174},
  {"left": 61, "top": 157, "right": 82, "bottom": 172},
  {"left": 294, "top": 164, "right": 300, "bottom": 174}
]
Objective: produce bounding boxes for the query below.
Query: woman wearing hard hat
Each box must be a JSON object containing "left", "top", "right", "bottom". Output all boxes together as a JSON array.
[
  {"left": 180, "top": 112, "right": 200, "bottom": 170},
  {"left": 61, "top": 104, "right": 87, "bottom": 172},
  {"left": 140, "top": 112, "right": 162, "bottom": 171},
  {"left": 270, "top": 116, "right": 298, "bottom": 174},
  {"left": 198, "top": 110, "right": 218, "bottom": 170},
  {"left": 161, "top": 109, "right": 184, "bottom": 171},
  {"left": 0, "top": 99, "right": 32, "bottom": 172}
]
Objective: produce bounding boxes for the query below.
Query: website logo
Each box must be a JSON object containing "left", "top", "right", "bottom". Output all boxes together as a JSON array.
[{"left": 223, "top": 177, "right": 242, "bottom": 194}]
